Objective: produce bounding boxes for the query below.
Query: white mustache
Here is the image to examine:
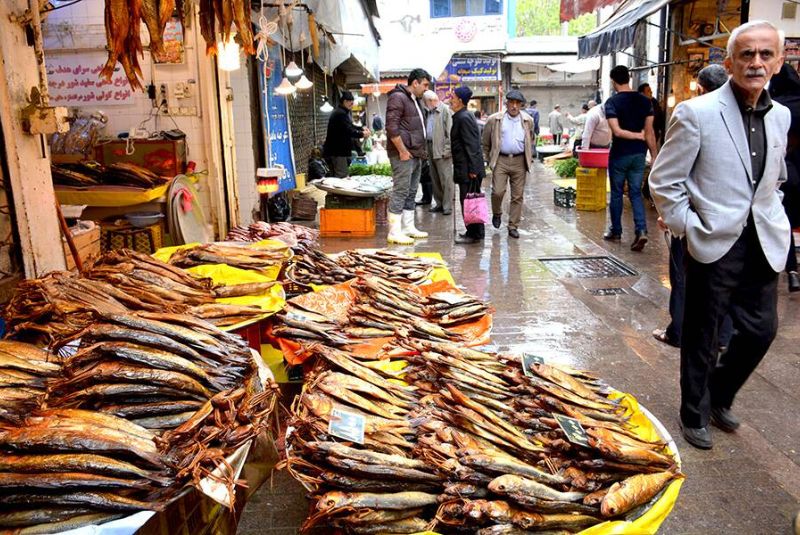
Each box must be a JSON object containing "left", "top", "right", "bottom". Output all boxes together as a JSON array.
[{"left": 746, "top": 68, "right": 767, "bottom": 77}]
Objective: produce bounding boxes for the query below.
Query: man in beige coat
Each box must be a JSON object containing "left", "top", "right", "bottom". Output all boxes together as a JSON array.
[
  {"left": 482, "top": 89, "right": 536, "bottom": 238},
  {"left": 423, "top": 90, "right": 454, "bottom": 215}
]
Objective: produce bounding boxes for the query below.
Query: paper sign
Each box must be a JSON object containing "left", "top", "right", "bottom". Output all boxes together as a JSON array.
[
  {"left": 328, "top": 407, "right": 366, "bottom": 444},
  {"left": 521, "top": 353, "right": 545, "bottom": 376},
  {"left": 553, "top": 413, "right": 590, "bottom": 448}
]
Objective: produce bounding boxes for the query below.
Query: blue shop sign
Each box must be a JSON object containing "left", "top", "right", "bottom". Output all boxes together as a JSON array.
[
  {"left": 442, "top": 57, "right": 501, "bottom": 82},
  {"left": 258, "top": 44, "right": 296, "bottom": 193}
]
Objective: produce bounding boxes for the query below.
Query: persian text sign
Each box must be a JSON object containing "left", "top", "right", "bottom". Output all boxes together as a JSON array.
[
  {"left": 442, "top": 57, "right": 501, "bottom": 82},
  {"left": 46, "top": 52, "right": 132, "bottom": 105}
]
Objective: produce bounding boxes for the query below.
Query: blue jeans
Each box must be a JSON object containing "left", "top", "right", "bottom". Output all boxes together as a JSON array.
[{"left": 608, "top": 152, "right": 647, "bottom": 234}]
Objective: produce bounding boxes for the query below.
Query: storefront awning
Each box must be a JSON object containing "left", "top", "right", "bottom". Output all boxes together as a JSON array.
[
  {"left": 577, "top": 0, "right": 668, "bottom": 59},
  {"left": 361, "top": 78, "right": 405, "bottom": 95},
  {"left": 560, "top": 0, "right": 622, "bottom": 23},
  {"left": 502, "top": 54, "right": 576, "bottom": 65},
  {"left": 547, "top": 57, "right": 601, "bottom": 73}
]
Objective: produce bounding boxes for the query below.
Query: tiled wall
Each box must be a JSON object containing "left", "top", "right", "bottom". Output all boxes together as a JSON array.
[
  {"left": 229, "top": 62, "right": 259, "bottom": 226},
  {"left": 45, "top": 0, "right": 215, "bottom": 219}
]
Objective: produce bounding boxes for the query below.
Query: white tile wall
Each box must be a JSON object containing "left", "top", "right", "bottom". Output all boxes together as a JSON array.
[{"left": 229, "top": 65, "right": 259, "bottom": 226}]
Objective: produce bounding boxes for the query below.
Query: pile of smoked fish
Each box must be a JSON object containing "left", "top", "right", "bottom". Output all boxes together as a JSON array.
[
  {"left": 286, "top": 249, "right": 442, "bottom": 288},
  {"left": 3, "top": 249, "right": 272, "bottom": 340},
  {"left": 51, "top": 161, "right": 169, "bottom": 188},
  {"left": 168, "top": 243, "right": 289, "bottom": 274},
  {"left": 0, "top": 315, "right": 278, "bottom": 531},
  {"left": 270, "top": 276, "right": 490, "bottom": 349},
  {"left": 226, "top": 222, "right": 319, "bottom": 249},
  {"left": 280, "top": 278, "right": 681, "bottom": 533}
]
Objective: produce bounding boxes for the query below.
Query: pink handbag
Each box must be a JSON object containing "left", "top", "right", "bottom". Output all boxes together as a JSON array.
[{"left": 463, "top": 191, "right": 488, "bottom": 225}]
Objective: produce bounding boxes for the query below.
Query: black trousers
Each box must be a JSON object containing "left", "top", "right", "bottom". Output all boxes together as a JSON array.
[
  {"left": 457, "top": 180, "right": 485, "bottom": 239},
  {"left": 680, "top": 222, "right": 779, "bottom": 428}
]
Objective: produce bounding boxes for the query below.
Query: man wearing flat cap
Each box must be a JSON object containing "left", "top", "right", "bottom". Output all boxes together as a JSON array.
[
  {"left": 481, "top": 89, "right": 536, "bottom": 238},
  {"left": 323, "top": 91, "right": 370, "bottom": 177},
  {"left": 449, "top": 85, "right": 486, "bottom": 243}
]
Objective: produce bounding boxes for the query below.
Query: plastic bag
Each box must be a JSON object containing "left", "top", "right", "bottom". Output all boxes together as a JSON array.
[
  {"left": 463, "top": 192, "right": 488, "bottom": 225},
  {"left": 268, "top": 193, "right": 290, "bottom": 222}
]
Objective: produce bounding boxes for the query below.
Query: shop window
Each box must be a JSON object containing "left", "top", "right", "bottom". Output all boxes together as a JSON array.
[{"left": 430, "top": 0, "right": 502, "bottom": 18}]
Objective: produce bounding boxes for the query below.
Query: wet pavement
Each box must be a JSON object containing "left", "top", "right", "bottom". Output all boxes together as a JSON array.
[{"left": 238, "top": 161, "right": 800, "bottom": 534}]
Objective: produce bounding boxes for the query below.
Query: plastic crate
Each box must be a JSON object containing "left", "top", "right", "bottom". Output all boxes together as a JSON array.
[
  {"left": 576, "top": 166, "right": 607, "bottom": 211},
  {"left": 575, "top": 148, "right": 610, "bottom": 168},
  {"left": 319, "top": 207, "right": 376, "bottom": 237},
  {"left": 553, "top": 186, "right": 576, "bottom": 208},
  {"left": 325, "top": 194, "right": 375, "bottom": 209},
  {"left": 374, "top": 196, "right": 388, "bottom": 225}
]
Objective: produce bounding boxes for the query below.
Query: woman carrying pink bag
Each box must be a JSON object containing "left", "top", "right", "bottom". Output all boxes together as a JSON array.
[{"left": 449, "top": 86, "right": 486, "bottom": 244}]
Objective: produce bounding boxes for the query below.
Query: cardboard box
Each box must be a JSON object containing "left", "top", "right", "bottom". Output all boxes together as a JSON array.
[
  {"left": 62, "top": 225, "right": 101, "bottom": 270},
  {"left": 94, "top": 138, "right": 186, "bottom": 177}
]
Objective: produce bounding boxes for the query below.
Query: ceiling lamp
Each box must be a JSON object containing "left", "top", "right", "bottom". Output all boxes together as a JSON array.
[
  {"left": 275, "top": 76, "right": 296, "bottom": 95},
  {"left": 320, "top": 96, "right": 333, "bottom": 112},
  {"left": 218, "top": 36, "right": 240, "bottom": 71},
  {"left": 285, "top": 60, "right": 303, "bottom": 78},
  {"left": 689, "top": 79, "right": 697, "bottom": 92},
  {"left": 295, "top": 74, "right": 313, "bottom": 90}
]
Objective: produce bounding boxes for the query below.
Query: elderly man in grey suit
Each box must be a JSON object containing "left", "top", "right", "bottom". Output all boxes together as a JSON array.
[{"left": 650, "top": 20, "right": 790, "bottom": 450}]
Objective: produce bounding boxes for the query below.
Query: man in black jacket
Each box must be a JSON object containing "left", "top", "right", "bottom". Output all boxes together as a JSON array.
[
  {"left": 323, "top": 91, "right": 370, "bottom": 177},
  {"left": 450, "top": 86, "right": 485, "bottom": 244}
]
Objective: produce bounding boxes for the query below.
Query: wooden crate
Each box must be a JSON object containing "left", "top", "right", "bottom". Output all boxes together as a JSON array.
[
  {"left": 319, "top": 207, "right": 375, "bottom": 237},
  {"left": 62, "top": 225, "right": 101, "bottom": 270}
]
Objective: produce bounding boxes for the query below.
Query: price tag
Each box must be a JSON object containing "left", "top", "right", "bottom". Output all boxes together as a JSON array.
[
  {"left": 553, "top": 413, "right": 590, "bottom": 448},
  {"left": 521, "top": 353, "right": 545, "bottom": 377},
  {"left": 328, "top": 407, "right": 366, "bottom": 444}
]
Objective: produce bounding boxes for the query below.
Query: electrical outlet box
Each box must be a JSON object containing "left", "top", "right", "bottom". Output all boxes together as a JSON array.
[
  {"left": 158, "top": 83, "right": 169, "bottom": 107},
  {"left": 174, "top": 82, "right": 189, "bottom": 99}
]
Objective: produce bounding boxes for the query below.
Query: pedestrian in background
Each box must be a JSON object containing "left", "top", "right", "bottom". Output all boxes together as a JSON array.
[
  {"left": 604, "top": 65, "right": 658, "bottom": 251},
  {"left": 638, "top": 83, "right": 666, "bottom": 142},
  {"left": 769, "top": 63, "right": 800, "bottom": 292},
  {"left": 322, "top": 91, "right": 370, "bottom": 177},
  {"left": 482, "top": 89, "right": 535, "bottom": 239},
  {"left": 371, "top": 112, "right": 384, "bottom": 132},
  {"left": 450, "top": 86, "right": 485, "bottom": 244},
  {"left": 650, "top": 21, "right": 789, "bottom": 450},
  {"left": 652, "top": 63, "right": 732, "bottom": 349},
  {"left": 580, "top": 102, "right": 611, "bottom": 149},
  {"left": 423, "top": 90, "right": 454, "bottom": 215},
  {"left": 548, "top": 104, "right": 564, "bottom": 144},
  {"left": 525, "top": 99, "right": 540, "bottom": 137},
  {"left": 567, "top": 103, "right": 590, "bottom": 152},
  {"left": 385, "top": 68, "right": 432, "bottom": 245}
]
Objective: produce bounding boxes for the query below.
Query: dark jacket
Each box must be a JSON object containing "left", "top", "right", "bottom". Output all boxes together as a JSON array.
[
  {"left": 385, "top": 84, "right": 427, "bottom": 159},
  {"left": 323, "top": 105, "right": 364, "bottom": 158},
  {"left": 372, "top": 115, "right": 384, "bottom": 131},
  {"left": 451, "top": 108, "right": 485, "bottom": 183},
  {"left": 770, "top": 64, "right": 800, "bottom": 226}
]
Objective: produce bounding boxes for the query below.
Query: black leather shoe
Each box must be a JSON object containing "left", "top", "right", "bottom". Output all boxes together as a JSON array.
[
  {"left": 710, "top": 406, "right": 740, "bottom": 433},
  {"left": 789, "top": 271, "right": 800, "bottom": 292},
  {"left": 679, "top": 421, "right": 713, "bottom": 449},
  {"left": 492, "top": 215, "right": 502, "bottom": 229},
  {"left": 455, "top": 233, "right": 479, "bottom": 244},
  {"left": 416, "top": 199, "right": 431, "bottom": 206},
  {"left": 429, "top": 205, "right": 443, "bottom": 213},
  {"left": 508, "top": 228, "right": 520, "bottom": 239},
  {"left": 630, "top": 231, "right": 648, "bottom": 251},
  {"left": 603, "top": 231, "right": 621, "bottom": 241},
  {"left": 442, "top": 210, "right": 452, "bottom": 216}
]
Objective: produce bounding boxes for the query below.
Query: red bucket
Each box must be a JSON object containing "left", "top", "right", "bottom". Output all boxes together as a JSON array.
[{"left": 576, "top": 148, "right": 610, "bottom": 168}]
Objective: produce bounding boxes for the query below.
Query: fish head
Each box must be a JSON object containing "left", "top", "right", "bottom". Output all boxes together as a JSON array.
[
  {"left": 487, "top": 474, "right": 520, "bottom": 495},
  {"left": 316, "top": 491, "right": 349, "bottom": 512}
]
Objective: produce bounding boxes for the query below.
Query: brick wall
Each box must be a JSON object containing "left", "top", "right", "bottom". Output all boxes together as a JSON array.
[{"left": 287, "top": 56, "right": 332, "bottom": 175}]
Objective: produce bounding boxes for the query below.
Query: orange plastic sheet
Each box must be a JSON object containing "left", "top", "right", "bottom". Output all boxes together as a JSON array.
[{"left": 268, "top": 278, "right": 493, "bottom": 366}]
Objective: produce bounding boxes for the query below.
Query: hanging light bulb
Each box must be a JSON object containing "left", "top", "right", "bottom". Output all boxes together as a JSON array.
[
  {"left": 295, "top": 74, "right": 313, "bottom": 90},
  {"left": 667, "top": 91, "right": 676, "bottom": 108},
  {"left": 275, "top": 76, "right": 296, "bottom": 95},
  {"left": 689, "top": 79, "right": 698, "bottom": 92},
  {"left": 285, "top": 60, "right": 303, "bottom": 78},
  {"left": 218, "top": 36, "right": 241, "bottom": 71},
  {"left": 320, "top": 96, "right": 334, "bottom": 112}
]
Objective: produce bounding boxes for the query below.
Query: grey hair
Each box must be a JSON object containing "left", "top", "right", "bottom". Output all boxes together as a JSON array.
[
  {"left": 697, "top": 64, "right": 729, "bottom": 92},
  {"left": 422, "top": 90, "right": 438, "bottom": 101},
  {"left": 726, "top": 20, "right": 785, "bottom": 57}
]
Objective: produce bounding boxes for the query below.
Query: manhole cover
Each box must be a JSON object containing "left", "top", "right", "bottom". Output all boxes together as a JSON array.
[
  {"left": 539, "top": 256, "right": 638, "bottom": 278},
  {"left": 587, "top": 287, "right": 628, "bottom": 296}
]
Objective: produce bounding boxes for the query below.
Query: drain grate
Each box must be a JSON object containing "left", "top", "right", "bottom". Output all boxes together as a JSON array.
[
  {"left": 539, "top": 255, "right": 638, "bottom": 278},
  {"left": 587, "top": 287, "right": 628, "bottom": 296}
]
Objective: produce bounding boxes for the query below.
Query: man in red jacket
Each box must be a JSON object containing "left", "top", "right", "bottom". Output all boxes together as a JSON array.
[{"left": 385, "top": 68, "right": 433, "bottom": 245}]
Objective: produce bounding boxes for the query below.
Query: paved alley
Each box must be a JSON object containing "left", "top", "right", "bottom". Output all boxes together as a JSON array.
[{"left": 239, "top": 161, "right": 800, "bottom": 534}]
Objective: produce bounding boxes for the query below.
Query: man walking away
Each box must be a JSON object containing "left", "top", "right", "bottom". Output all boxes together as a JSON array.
[
  {"left": 323, "top": 91, "right": 370, "bottom": 177},
  {"left": 650, "top": 21, "right": 790, "bottom": 450},
  {"left": 548, "top": 105, "right": 564, "bottom": 144},
  {"left": 638, "top": 83, "right": 666, "bottom": 143},
  {"left": 604, "top": 65, "right": 658, "bottom": 251},
  {"left": 567, "top": 103, "right": 590, "bottom": 152},
  {"left": 385, "top": 68, "right": 432, "bottom": 245},
  {"left": 581, "top": 102, "right": 611, "bottom": 149},
  {"left": 450, "top": 86, "right": 485, "bottom": 244},
  {"left": 525, "top": 100, "right": 540, "bottom": 137},
  {"left": 482, "top": 89, "right": 535, "bottom": 239},
  {"left": 423, "top": 90, "right": 454, "bottom": 215}
]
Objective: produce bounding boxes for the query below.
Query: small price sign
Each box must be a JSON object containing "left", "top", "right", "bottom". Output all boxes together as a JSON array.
[
  {"left": 328, "top": 407, "right": 366, "bottom": 444},
  {"left": 553, "top": 413, "right": 590, "bottom": 448},
  {"left": 521, "top": 353, "right": 545, "bottom": 377}
]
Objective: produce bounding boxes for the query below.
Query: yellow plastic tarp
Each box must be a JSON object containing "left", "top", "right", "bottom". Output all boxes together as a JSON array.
[{"left": 55, "top": 183, "right": 169, "bottom": 207}]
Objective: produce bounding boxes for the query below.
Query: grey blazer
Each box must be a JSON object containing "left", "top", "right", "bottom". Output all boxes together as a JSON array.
[{"left": 649, "top": 80, "right": 791, "bottom": 272}]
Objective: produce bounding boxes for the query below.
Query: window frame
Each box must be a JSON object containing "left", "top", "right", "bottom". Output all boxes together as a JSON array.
[{"left": 430, "top": 0, "right": 503, "bottom": 18}]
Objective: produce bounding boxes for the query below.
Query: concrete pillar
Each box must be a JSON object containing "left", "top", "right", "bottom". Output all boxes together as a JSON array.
[{"left": 0, "top": 0, "right": 66, "bottom": 276}]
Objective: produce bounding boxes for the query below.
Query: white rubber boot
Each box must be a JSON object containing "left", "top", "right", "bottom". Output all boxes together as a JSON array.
[
  {"left": 402, "top": 210, "right": 428, "bottom": 239},
  {"left": 387, "top": 212, "right": 414, "bottom": 245}
]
